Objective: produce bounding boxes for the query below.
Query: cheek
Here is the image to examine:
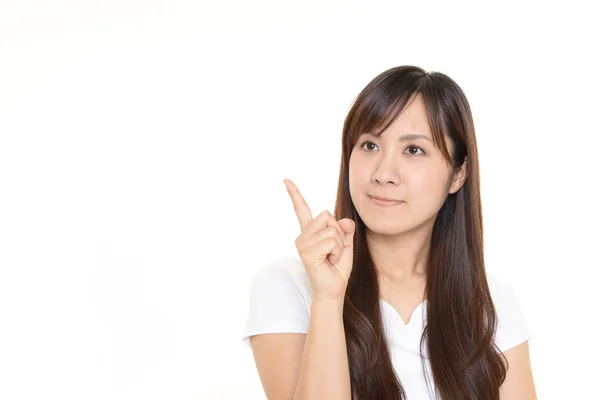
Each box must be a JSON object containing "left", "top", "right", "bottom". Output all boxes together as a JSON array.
[
  {"left": 348, "top": 169, "right": 373, "bottom": 213},
  {"left": 348, "top": 168, "right": 365, "bottom": 204},
  {"left": 348, "top": 157, "right": 366, "bottom": 186},
  {"left": 404, "top": 168, "right": 451, "bottom": 213},
  {"left": 405, "top": 168, "right": 434, "bottom": 196}
]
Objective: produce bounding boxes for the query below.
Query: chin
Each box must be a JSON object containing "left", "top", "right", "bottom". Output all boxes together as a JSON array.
[{"left": 364, "top": 219, "right": 408, "bottom": 236}]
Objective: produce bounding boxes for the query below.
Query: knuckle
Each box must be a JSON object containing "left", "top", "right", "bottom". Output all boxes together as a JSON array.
[
  {"left": 330, "top": 216, "right": 342, "bottom": 230},
  {"left": 297, "top": 247, "right": 306, "bottom": 258},
  {"left": 318, "top": 210, "right": 332, "bottom": 219},
  {"left": 331, "top": 226, "right": 342, "bottom": 239}
]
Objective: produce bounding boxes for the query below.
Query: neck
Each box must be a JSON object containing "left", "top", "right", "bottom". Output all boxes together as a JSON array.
[{"left": 366, "top": 225, "right": 432, "bottom": 283}]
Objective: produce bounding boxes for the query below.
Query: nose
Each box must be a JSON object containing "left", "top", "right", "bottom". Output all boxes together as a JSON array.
[{"left": 371, "top": 156, "right": 401, "bottom": 185}]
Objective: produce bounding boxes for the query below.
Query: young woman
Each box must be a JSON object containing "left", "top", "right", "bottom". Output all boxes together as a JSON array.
[{"left": 242, "top": 66, "right": 537, "bottom": 400}]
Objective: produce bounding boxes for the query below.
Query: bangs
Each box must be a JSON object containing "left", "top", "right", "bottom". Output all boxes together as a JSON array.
[{"left": 347, "top": 87, "right": 453, "bottom": 165}]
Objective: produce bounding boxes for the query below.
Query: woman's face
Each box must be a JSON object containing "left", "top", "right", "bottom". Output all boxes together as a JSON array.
[{"left": 348, "top": 94, "right": 466, "bottom": 236}]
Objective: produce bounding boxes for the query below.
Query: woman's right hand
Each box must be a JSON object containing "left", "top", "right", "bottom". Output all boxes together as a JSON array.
[{"left": 283, "top": 178, "right": 356, "bottom": 301}]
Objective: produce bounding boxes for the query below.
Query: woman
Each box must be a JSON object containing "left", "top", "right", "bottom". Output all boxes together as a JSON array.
[{"left": 242, "top": 65, "right": 537, "bottom": 399}]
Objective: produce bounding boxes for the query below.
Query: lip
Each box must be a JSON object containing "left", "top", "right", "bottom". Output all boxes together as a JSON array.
[{"left": 369, "top": 196, "right": 403, "bottom": 206}]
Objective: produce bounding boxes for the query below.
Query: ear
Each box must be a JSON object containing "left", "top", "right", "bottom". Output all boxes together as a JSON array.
[{"left": 448, "top": 157, "right": 468, "bottom": 194}]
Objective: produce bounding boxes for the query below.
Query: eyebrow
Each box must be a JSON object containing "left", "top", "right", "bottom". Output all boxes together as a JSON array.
[{"left": 363, "top": 132, "right": 433, "bottom": 143}]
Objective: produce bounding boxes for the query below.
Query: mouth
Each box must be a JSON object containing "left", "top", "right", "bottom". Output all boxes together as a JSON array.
[{"left": 369, "top": 196, "right": 403, "bottom": 206}]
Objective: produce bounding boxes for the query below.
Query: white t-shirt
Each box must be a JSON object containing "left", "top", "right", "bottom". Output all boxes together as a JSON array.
[{"left": 242, "top": 256, "right": 532, "bottom": 399}]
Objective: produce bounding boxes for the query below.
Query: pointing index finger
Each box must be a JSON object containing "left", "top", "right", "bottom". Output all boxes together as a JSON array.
[{"left": 283, "top": 178, "right": 313, "bottom": 230}]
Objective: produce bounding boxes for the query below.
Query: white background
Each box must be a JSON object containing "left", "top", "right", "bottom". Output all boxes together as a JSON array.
[{"left": 1, "top": 1, "right": 598, "bottom": 399}]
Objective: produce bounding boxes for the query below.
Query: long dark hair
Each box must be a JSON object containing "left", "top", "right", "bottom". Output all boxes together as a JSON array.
[{"left": 334, "top": 66, "right": 507, "bottom": 399}]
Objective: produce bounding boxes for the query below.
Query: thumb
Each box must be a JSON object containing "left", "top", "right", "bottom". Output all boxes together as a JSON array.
[
  {"left": 336, "top": 219, "right": 355, "bottom": 278},
  {"left": 339, "top": 219, "right": 355, "bottom": 247}
]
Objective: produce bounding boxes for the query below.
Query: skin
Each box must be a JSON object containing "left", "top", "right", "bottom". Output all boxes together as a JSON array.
[{"left": 348, "top": 93, "right": 467, "bottom": 287}]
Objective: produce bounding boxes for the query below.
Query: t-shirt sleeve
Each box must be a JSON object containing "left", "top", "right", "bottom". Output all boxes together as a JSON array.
[
  {"left": 490, "top": 276, "right": 532, "bottom": 353},
  {"left": 241, "top": 259, "right": 310, "bottom": 348}
]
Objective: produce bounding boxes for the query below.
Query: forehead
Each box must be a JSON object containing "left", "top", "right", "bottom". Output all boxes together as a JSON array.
[{"left": 382, "top": 94, "right": 431, "bottom": 139}]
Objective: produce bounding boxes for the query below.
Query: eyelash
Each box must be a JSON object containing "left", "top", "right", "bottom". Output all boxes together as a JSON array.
[{"left": 358, "top": 141, "right": 426, "bottom": 156}]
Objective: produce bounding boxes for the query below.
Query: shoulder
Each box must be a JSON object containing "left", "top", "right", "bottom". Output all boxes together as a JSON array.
[
  {"left": 486, "top": 273, "right": 514, "bottom": 301},
  {"left": 252, "top": 255, "right": 311, "bottom": 291},
  {"left": 248, "top": 255, "right": 313, "bottom": 308},
  {"left": 485, "top": 272, "right": 532, "bottom": 353},
  {"left": 486, "top": 272, "right": 524, "bottom": 313}
]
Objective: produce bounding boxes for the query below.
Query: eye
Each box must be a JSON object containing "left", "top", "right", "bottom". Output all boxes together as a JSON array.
[
  {"left": 359, "top": 141, "right": 378, "bottom": 151},
  {"left": 405, "top": 145, "right": 425, "bottom": 156},
  {"left": 359, "top": 141, "right": 426, "bottom": 156}
]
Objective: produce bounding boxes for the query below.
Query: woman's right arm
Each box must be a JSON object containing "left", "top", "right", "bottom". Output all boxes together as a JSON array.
[
  {"left": 250, "top": 296, "right": 351, "bottom": 400},
  {"left": 251, "top": 179, "right": 355, "bottom": 399}
]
